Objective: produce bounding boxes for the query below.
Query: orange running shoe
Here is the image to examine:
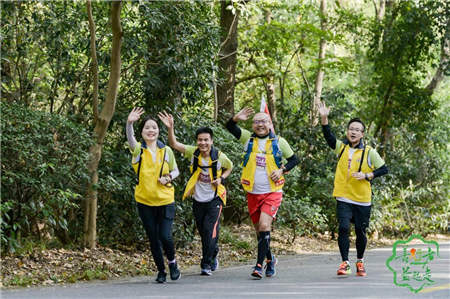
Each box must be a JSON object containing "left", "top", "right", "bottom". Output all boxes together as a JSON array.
[
  {"left": 337, "top": 261, "right": 351, "bottom": 275},
  {"left": 356, "top": 260, "right": 367, "bottom": 276}
]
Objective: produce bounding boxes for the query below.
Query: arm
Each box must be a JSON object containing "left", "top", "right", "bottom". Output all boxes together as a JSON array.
[
  {"left": 126, "top": 107, "right": 145, "bottom": 151},
  {"left": 318, "top": 101, "right": 337, "bottom": 150},
  {"left": 226, "top": 107, "right": 255, "bottom": 140},
  {"left": 283, "top": 154, "right": 299, "bottom": 173},
  {"left": 225, "top": 118, "right": 242, "bottom": 140},
  {"left": 212, "top": 153, "right": 233, "bottom": 187},
  {"left": 158, "top": 111, "right": 186, "bottom": 154},
  {"left": 352, "top": 149, "right": 388, "bottom": 181}
]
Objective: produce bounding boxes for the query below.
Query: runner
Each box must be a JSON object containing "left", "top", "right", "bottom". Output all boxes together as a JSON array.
[
  {"left": 158, "top": 112, "right": 233, "bottom": 276},
  {"left": 126, "top": 107, "right": 181, "bottom": 283},
  {"left": 318, "top": 101, "right": 388, "bottom": 277},
  {"left": 225, "top": 107, "right": 299, "bottom": 279}
]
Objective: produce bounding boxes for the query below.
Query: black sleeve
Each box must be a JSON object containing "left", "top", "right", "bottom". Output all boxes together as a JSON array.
[
  {"left": 322, "top": 124, "right": 337, "bottom": 150},
  {"left": 225, "top": 117, "right": 242, "bottom": 140},
  {"left": 372, "top": 164, "right": 388, "bottom": 179},
  {"left": 284, "top": 154, "right": 299, "bottom": 172}
]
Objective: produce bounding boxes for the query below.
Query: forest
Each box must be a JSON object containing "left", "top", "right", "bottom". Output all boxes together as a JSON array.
[{"left": 1, "top": 0, "right": 449, "bottom": 259}]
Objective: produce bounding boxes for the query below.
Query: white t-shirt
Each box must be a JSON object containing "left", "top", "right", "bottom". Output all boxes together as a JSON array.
[{"left": 193, "top": 157, "right": 223, "bottom": 203}]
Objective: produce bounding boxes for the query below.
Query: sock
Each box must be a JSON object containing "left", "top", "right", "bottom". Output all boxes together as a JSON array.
[{"left": 257, "top": 231, "right": 270, "bottom": 266}]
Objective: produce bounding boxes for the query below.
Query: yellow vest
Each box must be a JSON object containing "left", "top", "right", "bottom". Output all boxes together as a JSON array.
[
  {"left": 333, "top": 144, "right": 372, "bottom": 203},
  {"left": 182, "top": 155, "right": 227, "bottom": 205},
  {"left": 241, "top": 138, "right": 285, "bottom": 192},
  {"left": 132, "top": 146, "right": 174, "bottom": 206}
]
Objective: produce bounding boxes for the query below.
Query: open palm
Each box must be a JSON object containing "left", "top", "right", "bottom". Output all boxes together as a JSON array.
[
  {"left": 234, "top": 107, "right": 254, "bottom": 121},
  {"left": 128, "top": 107, "right": 144, "bottom": 123},
  {"left": 158, "top": 111, "right": 174, "bottom": 129}
]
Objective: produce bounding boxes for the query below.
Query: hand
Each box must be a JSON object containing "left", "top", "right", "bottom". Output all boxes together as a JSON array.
[
  {"left": 233, "top": 107, "right": 254, "bottom": 122},
  {"left": 128, "top": 107, "right": 145, "bottom": 123},
  {"left": 318, "top": 101, "right": 330, "bottom": 118},
  {"left": 158, "top": 111, "right": 174, "bottom": 129},
  {"left": 351, "top": 172, "right": 366, "bottom": 180},
  {"left": 158, "top": 175, "right": 171, "bottom": 185},
  {"left": 270, "top": 169, "right": 283, "bottom": 182},
  {"left": 211, "top": 177, "right": 222, "bottom": 187}
]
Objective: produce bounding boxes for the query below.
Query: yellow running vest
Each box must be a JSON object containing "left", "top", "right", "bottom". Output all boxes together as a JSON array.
[
  {"left": 182, "top": 155, "right": 227, "bottom": 205},
  {"left": 333, "top": 144, "right": 372, "bottom": 203},
  {"left": 132, "top": 147, "right": 174, "bottom": 206},
  {"left": 241, "top": 138, "right": 285, "bottom": 193}
]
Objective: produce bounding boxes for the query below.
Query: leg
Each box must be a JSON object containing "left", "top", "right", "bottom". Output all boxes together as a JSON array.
[
  {"left": 256, "top": 212, "right": 273, "bottom": 266},
  {"left": 137, "top": 203, "right": 166, "bottom": 273},
  {"left": 158, "top": 203, "right": 176, "bottom": 262},
  {"left": 354, "top": 205, "right": 372, "bottom": 260},
  {"left": 193, "top": 201, "right": 209, "bottom": 271},
  {"left": 336, "top": 200, "right": 352, "bottom": 262},
  {"left": 202, "top": 197, "right": 223, "bottom": 269}
]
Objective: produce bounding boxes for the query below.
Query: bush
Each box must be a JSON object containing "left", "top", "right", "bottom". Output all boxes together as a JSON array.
[{"left": 1, "top": 102, "right": 92, "bottom": 252}]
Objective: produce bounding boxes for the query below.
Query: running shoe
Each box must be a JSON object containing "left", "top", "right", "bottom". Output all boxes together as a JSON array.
[
  {"left": 356, "top": 260, "right": 367, "bottom": 277},
  {"left": 169, "top": 262, "right": 181, "bottom": 281},
  {"left": 155, "top": 271, "right": 167, "bottom": 283},
  {"left": 251, "top": 264, "right": 263, "bottom": 279},
  {"left": 201, "top": 268, "right": 212, "bottom": 276},
  {"left": 337, "top": 261, "right": 352, "bottom": 275},
  {"left": 211, "top": 257, "right": 219, "bottom": 271},
  {"left": 265, "top": 255, "right": 277, "bottom": 277}
]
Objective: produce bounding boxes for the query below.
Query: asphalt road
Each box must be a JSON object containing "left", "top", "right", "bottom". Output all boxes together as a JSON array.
[{"left": 2, "top": 242, "right": 449, "bottom": 299}]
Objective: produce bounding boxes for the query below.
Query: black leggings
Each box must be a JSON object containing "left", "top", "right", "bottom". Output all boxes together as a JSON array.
[
  {"left": 193, "top": 197, "right": 223, "bottom": 269},
  {"left": 336, "top": 200, "right": 371, "bottom": 261},
  {"left": 137, "top": 202, "right": 176, "bottom": 273}
]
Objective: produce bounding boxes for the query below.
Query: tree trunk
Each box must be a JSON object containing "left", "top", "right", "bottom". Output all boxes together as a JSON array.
[
  {"left": 426, "top": 24, "right": 449, "bottom": 93},
  {"left": 263, "top": 9, "right": 278, "bottom": 130},
  {"left": 84, "top": 1, "right": 123, "bottom": 249},
  {"left": 311, "top": 0, "right": 327, "bottom": 127},
  {"left": 217, "top": 1, "right": 240, "bottom": 123}
]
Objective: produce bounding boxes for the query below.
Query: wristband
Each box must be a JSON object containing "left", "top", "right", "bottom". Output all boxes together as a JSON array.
[{"left": 220, "top": 176, "right": 226, "bottom": 184}]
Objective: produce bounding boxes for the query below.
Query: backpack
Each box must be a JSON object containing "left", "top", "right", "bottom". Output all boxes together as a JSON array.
[{"left": 242, "top": 131, "right": 282, "bottom": 168}]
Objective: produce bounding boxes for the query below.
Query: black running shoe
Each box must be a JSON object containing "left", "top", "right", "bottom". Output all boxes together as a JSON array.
[
  {"left": 155, "top": 271, "right": 167, "bottom": 283},
  {"left": 169, "top": 262, "right": 181, "bottom": 281}
]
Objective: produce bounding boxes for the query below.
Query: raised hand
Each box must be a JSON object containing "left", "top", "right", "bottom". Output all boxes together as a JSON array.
[
  {"left": 233, "top": 107, "right": 255, "bottom": 122},
  {"left": 158, "top": 111, "right": 174, "bottom": 129},
  {"left": 318, "top": 101, "right": 330, "bottom": 118},
  {"left": 128, "top": 107, "right": 145, "bottom": 123}
]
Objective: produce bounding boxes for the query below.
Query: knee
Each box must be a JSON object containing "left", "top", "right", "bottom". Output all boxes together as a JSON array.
[
  {"left": 338, "top": 223, "right": 350, "bottom": 235},
  {"left": 258, "top": 223, "right": 271, "bottom": 232},
  {"left": 355, "top": 225, "right": 367, "bottom": 237}
]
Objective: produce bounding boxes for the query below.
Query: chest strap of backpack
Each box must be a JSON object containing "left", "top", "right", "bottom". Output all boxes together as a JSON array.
[
  {"left": 136, "top": 140, "right": 165, "bottom": 185},
  {"left": 192, "top": 147, "right": 219, "bottom": 198},
  {"left": 243, "top": 131, "right": 281, "bottom": 168}
]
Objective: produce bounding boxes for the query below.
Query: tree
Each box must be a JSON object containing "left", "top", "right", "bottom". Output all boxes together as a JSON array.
[
  {"left": 84, "top": 1, "right": 123, "bottom": 248},
  {"left": 217, "top": 1, "right": 241, "bottom": 122}
]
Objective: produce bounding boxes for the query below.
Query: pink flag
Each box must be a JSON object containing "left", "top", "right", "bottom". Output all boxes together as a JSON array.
[{"left": 260, "top": 95, "right": 275, "bottom": 133}]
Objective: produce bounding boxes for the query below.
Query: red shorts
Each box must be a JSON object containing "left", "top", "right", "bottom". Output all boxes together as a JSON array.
[{"left": 247, "top": 192, "right": 283, "bottom": 224}]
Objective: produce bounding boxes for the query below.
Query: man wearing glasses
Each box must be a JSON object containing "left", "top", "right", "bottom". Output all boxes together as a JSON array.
[
  {"left": 318, "top": 101, "right": 388, "bottom": 277},
  {"left": 226, "top": 107, "right": 299, "bottom": 279}
]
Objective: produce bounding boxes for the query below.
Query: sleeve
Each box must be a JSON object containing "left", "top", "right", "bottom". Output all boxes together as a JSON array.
[
  {"left": 225, "top": 118, "right": 242, "bottom": 139},
  {"left": 368, "top": 148, "right": 385, "bottom": 169},
  {"left": 239, "top": 129, "right": 252, "bottom": 145},
  {"left": 278, "top": 137, "right": 294, "bottom": 159},
  {"left": 368, "top": 148, "right": 388, "bottom": 179},
  {"left": 322, "top": 124, "right": 337, "bottom": 150},
  {"left": 165, "top": 147, "right": 180, "bottom": 180},
  {"left": 219, "top": 152, "right": 233, "bottom": 170},
  {"left": 126, "top": 122, "right": 138, "bottom": 151},
  {"left": 183, "top": 145, "right": 196, "bottom": 160},
  {"left": 334, "top": 140, "right": 344, "bottom": 156}
]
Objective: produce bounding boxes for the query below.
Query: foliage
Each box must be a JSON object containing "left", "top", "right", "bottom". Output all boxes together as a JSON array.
[{"left": 1, "top": 102, "right": 92, "bottom": 252}]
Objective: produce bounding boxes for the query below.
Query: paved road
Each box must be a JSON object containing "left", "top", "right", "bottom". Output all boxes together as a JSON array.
[{"left": 2, "top": 242, "right": 449, "bottom": 298}]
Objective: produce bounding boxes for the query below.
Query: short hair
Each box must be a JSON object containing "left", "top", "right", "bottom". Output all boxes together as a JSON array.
[
  {"left": 195, "top": 127, "right": 213, "bottom": 139},
  {"left": 347, "top": 118, "right": 365, "bottom": 132},
  {"left": 138, "top": 115, "right": 159, "bottom": 135}
]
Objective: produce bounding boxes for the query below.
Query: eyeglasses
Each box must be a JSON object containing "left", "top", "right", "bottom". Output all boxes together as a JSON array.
[
  {"left": 253, "top": 120, "right": 268, "bottom": 125},
  {"left": 348, "top": 127, "right": 364, "bottom": 133}
]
